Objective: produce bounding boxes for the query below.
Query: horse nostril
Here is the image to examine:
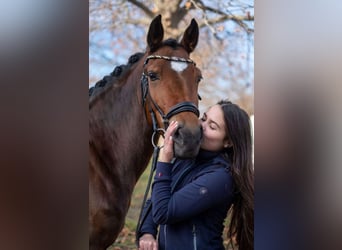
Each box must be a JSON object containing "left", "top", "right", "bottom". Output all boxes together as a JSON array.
[
  {"left": 173, "top": 124, "right": 202, "bottom": 146},
  {"left": 173, "top": 124, "right": 183, "bottom": 139}
]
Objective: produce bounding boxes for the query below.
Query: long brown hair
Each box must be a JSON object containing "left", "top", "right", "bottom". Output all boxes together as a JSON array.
[{"left": 218, "top": 100, "right": 254, "bottom": 250}]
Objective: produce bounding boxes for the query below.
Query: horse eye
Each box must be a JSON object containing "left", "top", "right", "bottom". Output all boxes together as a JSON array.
[
  {"left": 148, "top": 72, "right": 159, "bottom": 81},
  {"left": 197, "top": 76, "right": 203, "bottom": 83}
]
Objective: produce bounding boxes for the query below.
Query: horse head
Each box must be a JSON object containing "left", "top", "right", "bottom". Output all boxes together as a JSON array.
[{"left": 142, "top": 15, "right": 202, "bottom": 159}]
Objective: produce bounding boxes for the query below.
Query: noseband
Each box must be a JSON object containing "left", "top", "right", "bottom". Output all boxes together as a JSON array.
[
  {"left": 141, "top": 55, "right": 200, "bottom": 130},
  {"left": 137, "top": 55, "right": 200, "bottom": 243}
]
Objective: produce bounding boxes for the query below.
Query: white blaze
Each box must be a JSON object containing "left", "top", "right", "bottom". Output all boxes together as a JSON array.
[{"left": 171, "top": 61, "right": 188, "bottom": 72}]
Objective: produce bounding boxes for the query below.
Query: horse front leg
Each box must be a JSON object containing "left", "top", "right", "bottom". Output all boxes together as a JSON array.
[{"left": 89, "top": 207, "right": 125, "bottom": 250}]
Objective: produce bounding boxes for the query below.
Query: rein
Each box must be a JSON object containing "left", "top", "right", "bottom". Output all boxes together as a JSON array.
[{"left": 135, "top": 55, "right": 199, "bottom": 245}]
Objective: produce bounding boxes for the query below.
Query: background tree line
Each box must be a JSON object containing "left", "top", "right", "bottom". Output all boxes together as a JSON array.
[{"left": 89, "top": 0, "right": 254, "bottom": 114}]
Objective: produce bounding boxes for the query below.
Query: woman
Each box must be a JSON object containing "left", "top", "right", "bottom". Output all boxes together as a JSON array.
[{"left": 138, "top": 100, "right": 254, "bottom": 250}]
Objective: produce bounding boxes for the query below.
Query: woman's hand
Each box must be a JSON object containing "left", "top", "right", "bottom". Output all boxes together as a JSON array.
[
  {"left": 158, "top": 120, "right": 178, "bottom": 163},
  {"left": 139, "top": 233, "right": 158, "bottom": 250}
]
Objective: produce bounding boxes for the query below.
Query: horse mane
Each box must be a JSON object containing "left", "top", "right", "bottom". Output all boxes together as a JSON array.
[
  {"left": 89, "top": 38, "right": 183, "bottom": 97},
  {"left": 89, "top": 52, "right": 145, "bottom": 101},
  {"left": 162, "top": 38, "right": 183, "bottom": 50}
]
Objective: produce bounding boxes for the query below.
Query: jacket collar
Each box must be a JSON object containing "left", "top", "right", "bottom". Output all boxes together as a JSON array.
[{"left": 196, "top": 148, "right": 221, "bottom": 161}]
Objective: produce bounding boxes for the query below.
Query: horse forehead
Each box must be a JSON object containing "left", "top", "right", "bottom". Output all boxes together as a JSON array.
[
  {"left": 148, "top": 59, "right": 194, "bottom": 77},
  {"left": 170, "top": 61, "right": 188, "bottom": 72},
  {"left": 156, "top": 47, "right": 192, "bottom": 69}
]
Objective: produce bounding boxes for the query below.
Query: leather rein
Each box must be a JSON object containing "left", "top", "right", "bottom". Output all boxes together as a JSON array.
[{"left": 136, "top": 55, "right": 200, "bottom": 245}]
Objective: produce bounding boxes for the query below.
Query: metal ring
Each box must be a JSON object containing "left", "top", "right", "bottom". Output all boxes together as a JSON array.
[{"left": 151, "top": 128, "right": 166, "bottom": 148}]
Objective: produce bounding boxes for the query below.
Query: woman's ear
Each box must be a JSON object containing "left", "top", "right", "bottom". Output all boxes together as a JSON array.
[{"left": 224, "top": 139, "right": 233, "bottom": 148}]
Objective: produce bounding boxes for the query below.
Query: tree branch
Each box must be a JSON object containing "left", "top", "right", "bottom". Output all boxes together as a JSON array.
[
  {"left": 190, "top": 0, "right": 254, "bottom": 34},
  {"left": 122, "top": 17, "right": 151, "bottom": 26},
  {"left": 190, "top": 0, "right": 221, "bottom": 39},
  {"left": 206, "top": 15, "right": 254, "bottom": 33},
  {"left": 126, "top": 0, "right": 155, "bottom": 18}
]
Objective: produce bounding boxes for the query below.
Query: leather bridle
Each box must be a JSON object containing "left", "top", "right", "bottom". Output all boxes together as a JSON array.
[
  {"left": 136, "top": 55, "right": 201, "bottom": 244},
  {"left": 141, "top": 55, "right": 200, "bottom": 131}
]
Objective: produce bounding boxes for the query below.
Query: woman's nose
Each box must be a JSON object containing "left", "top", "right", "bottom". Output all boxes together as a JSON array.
[{"left": 200, "top": 121, "right": 206, "bottom": 131}]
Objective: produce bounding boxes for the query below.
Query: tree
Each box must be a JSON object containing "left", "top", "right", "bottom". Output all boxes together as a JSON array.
[{"left": 89, "top": 0, "right": 254, "bottom": 114}]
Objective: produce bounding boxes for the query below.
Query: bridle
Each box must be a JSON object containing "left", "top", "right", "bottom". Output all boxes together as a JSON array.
[
  {"left": 136, "top": 55, "right": 201, "bottom": 243},
  {"left": 141, "top": 55, "right": 200, "bottom": 131}
]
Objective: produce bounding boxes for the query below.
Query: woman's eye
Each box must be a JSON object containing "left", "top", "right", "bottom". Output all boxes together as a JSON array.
[
  {"left": 209, "top": 122, "right": 218, "bottom": 130},
  {"left": 197, "top": 76, "right": 203, "bottom": 83},
  {"left": 148, "top": 72, "right": 159, "bottom": 81}
]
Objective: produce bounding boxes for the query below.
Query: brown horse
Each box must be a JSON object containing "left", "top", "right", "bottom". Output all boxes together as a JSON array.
[{"left": 89, "top": 15, "right": 202, "bottom": 250}]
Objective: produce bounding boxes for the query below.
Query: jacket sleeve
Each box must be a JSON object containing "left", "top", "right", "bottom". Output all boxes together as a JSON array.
[
  {"left": 152, "top": 161, "right": 233, "bottom": 225},
  {"left": 138, "top": 199, "right": 158, "bottom": 238}
]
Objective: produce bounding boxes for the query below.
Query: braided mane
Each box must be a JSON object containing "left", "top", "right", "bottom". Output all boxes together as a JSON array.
[
  {"left": 89, "top": 52, "right": 144, "bottom": 99},
  {"left": 89, "top": 39, "right": 181, "bottom": 101}
]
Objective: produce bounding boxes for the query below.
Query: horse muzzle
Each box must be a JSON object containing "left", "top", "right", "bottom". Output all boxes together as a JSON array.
[{"left": 172, "top": 123, "right": 202, "bottom": 159}]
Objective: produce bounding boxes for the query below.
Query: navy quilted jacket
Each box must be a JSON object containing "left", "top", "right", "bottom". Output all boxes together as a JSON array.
[{"left": 139, "top": 149, "right": 234, "bottom": 250}]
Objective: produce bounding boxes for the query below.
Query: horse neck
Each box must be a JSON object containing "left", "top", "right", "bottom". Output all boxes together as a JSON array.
[{"left": 89, "top": 62, "right": 153, "bottom": 184}]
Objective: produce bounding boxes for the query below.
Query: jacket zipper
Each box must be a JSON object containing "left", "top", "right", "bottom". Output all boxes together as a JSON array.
[
  {"left": 164, "top": 225, "right": 167, "bottom": 250},
  {"left": 192, "top": 224, "right": 197, "bottom": 250}
]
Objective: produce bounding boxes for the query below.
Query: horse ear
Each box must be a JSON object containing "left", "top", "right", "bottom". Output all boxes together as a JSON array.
[
  {"left": 147, "top": 15, "right": 164, "bottom": 53},
  {"left": 180, "top": 19, "right": 199, "bottom": 53}
]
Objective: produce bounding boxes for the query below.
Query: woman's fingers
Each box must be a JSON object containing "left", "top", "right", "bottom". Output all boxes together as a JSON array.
[
  {"left": 164, "top": 121, "right": 178, "bottom": 143},
  {"left": 153, "top": 240, "right": 158, "bottom": 250},
  {"left": 139, "top": 234, "right": 158, "bottom": 250},
  {"left": 139, "top": 240, "right": 158, "bottom": 250},
  {"left": 159, "top": 121, "right": 178, "bottom": 163}
]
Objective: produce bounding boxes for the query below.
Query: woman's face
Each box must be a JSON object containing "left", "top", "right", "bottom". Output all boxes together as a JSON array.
[{"left": 200, "top": 104, "right": 229, "bottom": 151}]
